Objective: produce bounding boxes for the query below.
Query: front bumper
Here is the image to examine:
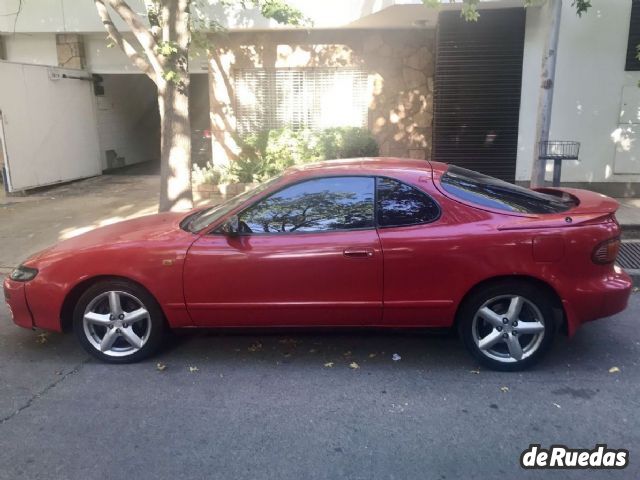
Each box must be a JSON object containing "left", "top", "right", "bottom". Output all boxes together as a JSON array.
[
  {"left": 562, "top": 267, "right": 633, "bottom": 336},
  {"left": 3, "top": 276, "right": 34, "bottom": 329}
]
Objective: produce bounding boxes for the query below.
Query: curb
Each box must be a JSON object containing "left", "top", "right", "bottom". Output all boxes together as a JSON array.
[
  {"left": 621, "top": 224, "right": 640, "bottom": 240},
  {"left": 625, "top": 269, "right": 640, "bottom": 288}
]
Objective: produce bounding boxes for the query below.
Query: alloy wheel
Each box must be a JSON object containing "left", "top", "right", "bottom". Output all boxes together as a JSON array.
[
  {"left": 471, "top": 294, "right": 546, "bottom": 364},
  {"left": 82, "top": 290, "right": 152, "bottom": 357}
]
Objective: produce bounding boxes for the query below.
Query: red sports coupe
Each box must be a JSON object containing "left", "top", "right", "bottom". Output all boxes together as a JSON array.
[{"left": 3, "top": 159, "right": 632, "bottom": 370}]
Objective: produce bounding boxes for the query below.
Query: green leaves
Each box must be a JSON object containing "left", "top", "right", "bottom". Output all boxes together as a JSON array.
[
  {"left": 156, "top": 40, "right": 179, "bottom": 57},
  {"left": 258, "top": 0, "right": 309, "bottom": 26},
  {"left": 571, "top": 0, "right": 591, "bottom": 17},
  {"left": 162, "top": 70, "right": 179, "bottom": 83},
  {"left": 423, "top": 0, "right": 591, "bottom": 22},
  {"left": 460, "top": 0, "right": 480, "bottom": 22}
]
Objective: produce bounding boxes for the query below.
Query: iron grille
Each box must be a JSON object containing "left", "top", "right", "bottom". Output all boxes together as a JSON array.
[
  {"left": 618, "top": 242, "right": 640, "bottom": 270},
  {"left": 234, "top": 68, "right": 370, "bottom": 136}
]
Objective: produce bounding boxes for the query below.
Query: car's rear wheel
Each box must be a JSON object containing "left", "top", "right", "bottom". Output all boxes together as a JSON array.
[
  {"left": 458, "top": 281, "right": 556, "bottom": 371},
  {"left": 73, "top": 279, "right": 165, "bottom": 363}
]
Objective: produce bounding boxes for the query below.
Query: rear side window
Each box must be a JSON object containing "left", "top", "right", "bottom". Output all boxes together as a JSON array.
[
  {"left": 376, "top": 177, "right": 440, "bottom": 227},
  {"left": 440, "top": 165, "right": 575, "bottom": 214}
]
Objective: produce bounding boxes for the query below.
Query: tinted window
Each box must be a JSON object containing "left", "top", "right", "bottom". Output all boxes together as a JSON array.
[
  {"left": 376, "top": 178, "right": 440, "bottom": 227},
  {"left": 239, "top": 177, "right": 375, "bottom": 233},
  {"left": 441, "top": 165, "right": 575, "bottom": 214},
  {"left": 184, "top": 175, "right": 283, "bottom": 232}
]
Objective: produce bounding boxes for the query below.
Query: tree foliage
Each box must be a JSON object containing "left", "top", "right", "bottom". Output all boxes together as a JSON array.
[
  {"left": 422, "top": 0, "right": 591, "bottom": 21},
  {"left": 94, "top": 0, "right": 308, "bottom": 211}
]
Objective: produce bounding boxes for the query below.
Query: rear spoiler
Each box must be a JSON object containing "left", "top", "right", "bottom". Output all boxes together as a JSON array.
[{"left": 498, "top": 188, "right": 619, "bottom": 231}]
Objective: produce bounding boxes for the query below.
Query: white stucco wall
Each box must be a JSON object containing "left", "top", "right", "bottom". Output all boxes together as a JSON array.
[
  {"left": 95, "top": 74, "right": 160, "bottom": 170},
  {"left": 2, "top": 33, "right": 58, "bottom": 66},
  {"left": 517, "top": 0, "right": 640, "bottom": 185},
  {"left": 84, "top": 33, "right": 209, "bottom": 74},
  {"left": 0, "top": 0, "right": 416, "bottom": 33}
]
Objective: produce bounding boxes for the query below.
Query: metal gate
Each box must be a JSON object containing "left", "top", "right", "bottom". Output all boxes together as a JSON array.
[
  {"left": 433, "top": 8, "right": 526, "bottom": 182},
  {"left": 0, "top": 62, "right": 101, "bottom": 192}
]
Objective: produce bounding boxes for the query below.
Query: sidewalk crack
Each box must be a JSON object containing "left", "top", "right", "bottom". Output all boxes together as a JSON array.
[{"left": 0, "top": 357, "right": 90, "bottom": 425}]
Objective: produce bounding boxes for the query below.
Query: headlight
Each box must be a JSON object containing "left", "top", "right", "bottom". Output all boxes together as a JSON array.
[{"left": 10, "top": 265, "right": 39, "bottom": 282}]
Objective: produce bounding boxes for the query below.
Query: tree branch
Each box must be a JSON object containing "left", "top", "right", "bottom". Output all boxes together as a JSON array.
[
  {"left": 94, "top": 0, "right": 157, "bottom": 82},
  {"left": 104, "top": 0, "right": 165, "bottom": 77}
]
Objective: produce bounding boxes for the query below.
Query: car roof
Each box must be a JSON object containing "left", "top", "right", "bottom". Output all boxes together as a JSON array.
[{"left": 286, "top": 157, "right": 434, "bottom": 177}]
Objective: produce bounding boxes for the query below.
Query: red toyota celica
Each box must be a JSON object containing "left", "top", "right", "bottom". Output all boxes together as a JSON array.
[{"left": 3, "top": 158, "right": 632, "bottom": 370}]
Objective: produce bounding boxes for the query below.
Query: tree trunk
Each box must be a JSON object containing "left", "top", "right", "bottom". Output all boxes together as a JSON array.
[
  {"left": 158, "top": 77, "right": 193, "bottom": 212},
  {"left": 530, "top": 0, "right": 563, "bottom": 188}
]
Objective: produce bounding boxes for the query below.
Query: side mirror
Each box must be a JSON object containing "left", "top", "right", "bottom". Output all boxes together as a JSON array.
[{"left": 220, "top": 215, "right": 239, "bottom": 236}]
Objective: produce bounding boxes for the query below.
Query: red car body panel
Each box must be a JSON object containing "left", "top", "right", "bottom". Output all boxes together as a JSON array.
[{"left": 3, "top": 158, "right": 632, "bottom": 337}]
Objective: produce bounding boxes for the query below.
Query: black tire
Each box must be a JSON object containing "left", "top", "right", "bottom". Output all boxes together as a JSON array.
[
  {"left": 73, "top": 279, "right": 166, "bottom": 364},
  {"left": 458, "top": 280, "right": 556, "bottom": 372}
]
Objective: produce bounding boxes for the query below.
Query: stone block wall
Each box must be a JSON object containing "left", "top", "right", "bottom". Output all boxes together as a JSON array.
[
  {"left": 207, "top": 28, "right": 435, "bottom": 166},
  {"left": 56, "top": 34, "right": 85, "bottom": 70}
]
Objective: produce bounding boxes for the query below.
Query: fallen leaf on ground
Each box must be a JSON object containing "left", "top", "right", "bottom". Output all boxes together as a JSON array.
[
  {"left": 392, "top": 353, "right": 401, "bottom": 361},
  {"left": 609, "top": 366, "right": 620, "bottom": 373},
  {"left": 156, "top": 362, "right": 167, "bottom": 371},
  {"left": 349, "top": 362, "right": 360, "bottom": 369},
  {"left": 189, "top": 366, "right": 199, "bottom": 373},
  {"left": 469, "top": 368, "right": 480, "bottom": 374},
  {"left": 248, "top": 341, "right": 262, "bottom": 352},
  {"left": 324, "top": 362, "right": 334, "bottom": 368},
  {"left": 500, "top": 386, "right": 510, "bottom": 393},
  {"left": 36, "top": 333, "right": 49, "bottom": 344}
]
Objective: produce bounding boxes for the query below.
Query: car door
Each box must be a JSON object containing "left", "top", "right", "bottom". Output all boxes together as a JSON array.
[
  {"left": 374, "top": 176, "right": 453, "bottom": 327},
  {"left": 183, "top": 176, "right": 383, "bottom": 326}
]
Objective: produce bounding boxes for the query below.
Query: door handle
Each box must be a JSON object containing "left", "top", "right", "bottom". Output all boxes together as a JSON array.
[{"left": 343, "top": 248, "right": 374, "bottom": 258}]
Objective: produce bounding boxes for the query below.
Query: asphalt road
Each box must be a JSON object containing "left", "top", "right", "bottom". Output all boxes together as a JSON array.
[{"left": 0, "top": 290, "right": 638, "bottom": 480}]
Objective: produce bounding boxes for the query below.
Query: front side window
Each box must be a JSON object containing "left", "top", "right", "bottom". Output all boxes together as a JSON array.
[
  {"left": 376, "top": 178, "right": 440, "bottom": 227},
  {"left": 182, "top": 176, "right": 283, "bottom": 233},
  {"left": 440, "top": 165, "right": 576, "bottom": 214},
  {"left": 239, "top": 177, "right": 375, "bottom": 234}
]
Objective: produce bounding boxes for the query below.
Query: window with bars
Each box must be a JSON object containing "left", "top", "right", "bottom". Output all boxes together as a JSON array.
[{"left": 234, "top": 68, "right": 370, "bottom": 136}]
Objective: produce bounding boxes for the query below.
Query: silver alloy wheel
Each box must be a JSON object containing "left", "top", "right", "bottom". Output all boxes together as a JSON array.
[
  {"left": 471, "top": 294, "right": 545, "bottom": 364},
  {"left": 82, "top": 291, "right": 151, "bottom": 357}
]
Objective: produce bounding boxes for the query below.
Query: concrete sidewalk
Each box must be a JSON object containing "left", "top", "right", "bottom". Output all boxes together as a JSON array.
[{"left": 617, "top": 198, "right": 640, "bottom": 234}]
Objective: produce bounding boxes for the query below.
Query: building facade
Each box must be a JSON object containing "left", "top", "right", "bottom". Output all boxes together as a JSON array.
[{"left": 0, "top": 0, "right": 639, "bottom": 195}]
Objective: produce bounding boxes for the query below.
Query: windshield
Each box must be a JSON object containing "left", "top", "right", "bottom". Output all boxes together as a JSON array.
[
  {"left": 440, "top": 165, "right": 576, "bottom": 214},
  {"left": 182, "top": 175, "right": 283, "bottom": 232}
]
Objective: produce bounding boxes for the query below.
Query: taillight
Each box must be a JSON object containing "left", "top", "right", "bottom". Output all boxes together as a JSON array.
[{"left": 592, "top": 237, "right": 621, "bottom": 264}]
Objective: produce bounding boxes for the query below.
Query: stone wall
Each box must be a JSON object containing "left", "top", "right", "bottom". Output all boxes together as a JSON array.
[
  {"left": 55, "top": 34, "right": 85, "bottom": 70},
  {"left": 207, "top": 28, "right": 435, "bottom": 166}
]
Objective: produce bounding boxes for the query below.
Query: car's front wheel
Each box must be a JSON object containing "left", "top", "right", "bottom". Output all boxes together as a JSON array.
[
  {"left": 73, "top": 279, "right": 165, "bottom": 363},
  {"left": 458, "top": 281, "right": 556, "bottom": 371}
]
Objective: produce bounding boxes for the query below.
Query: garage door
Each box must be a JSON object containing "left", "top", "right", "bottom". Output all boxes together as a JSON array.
[
  {"left": 433, "top": 8, "right": 526, "bottom": 183},
  {"left": 0, "top": 62, "right": 100, "bottom": 192}
]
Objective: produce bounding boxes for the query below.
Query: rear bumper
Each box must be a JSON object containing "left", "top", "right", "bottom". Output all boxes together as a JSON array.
[
  {"left": 3, "top": 276, "right": 34, "bottom": 329},
  {"left": 562, "top": 266, "right": 632, "bottom": 336}
]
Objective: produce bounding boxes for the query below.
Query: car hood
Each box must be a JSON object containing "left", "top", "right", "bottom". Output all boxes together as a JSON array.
[{"left": 23, "top": 212, "right": 190, "bottom": 266}]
